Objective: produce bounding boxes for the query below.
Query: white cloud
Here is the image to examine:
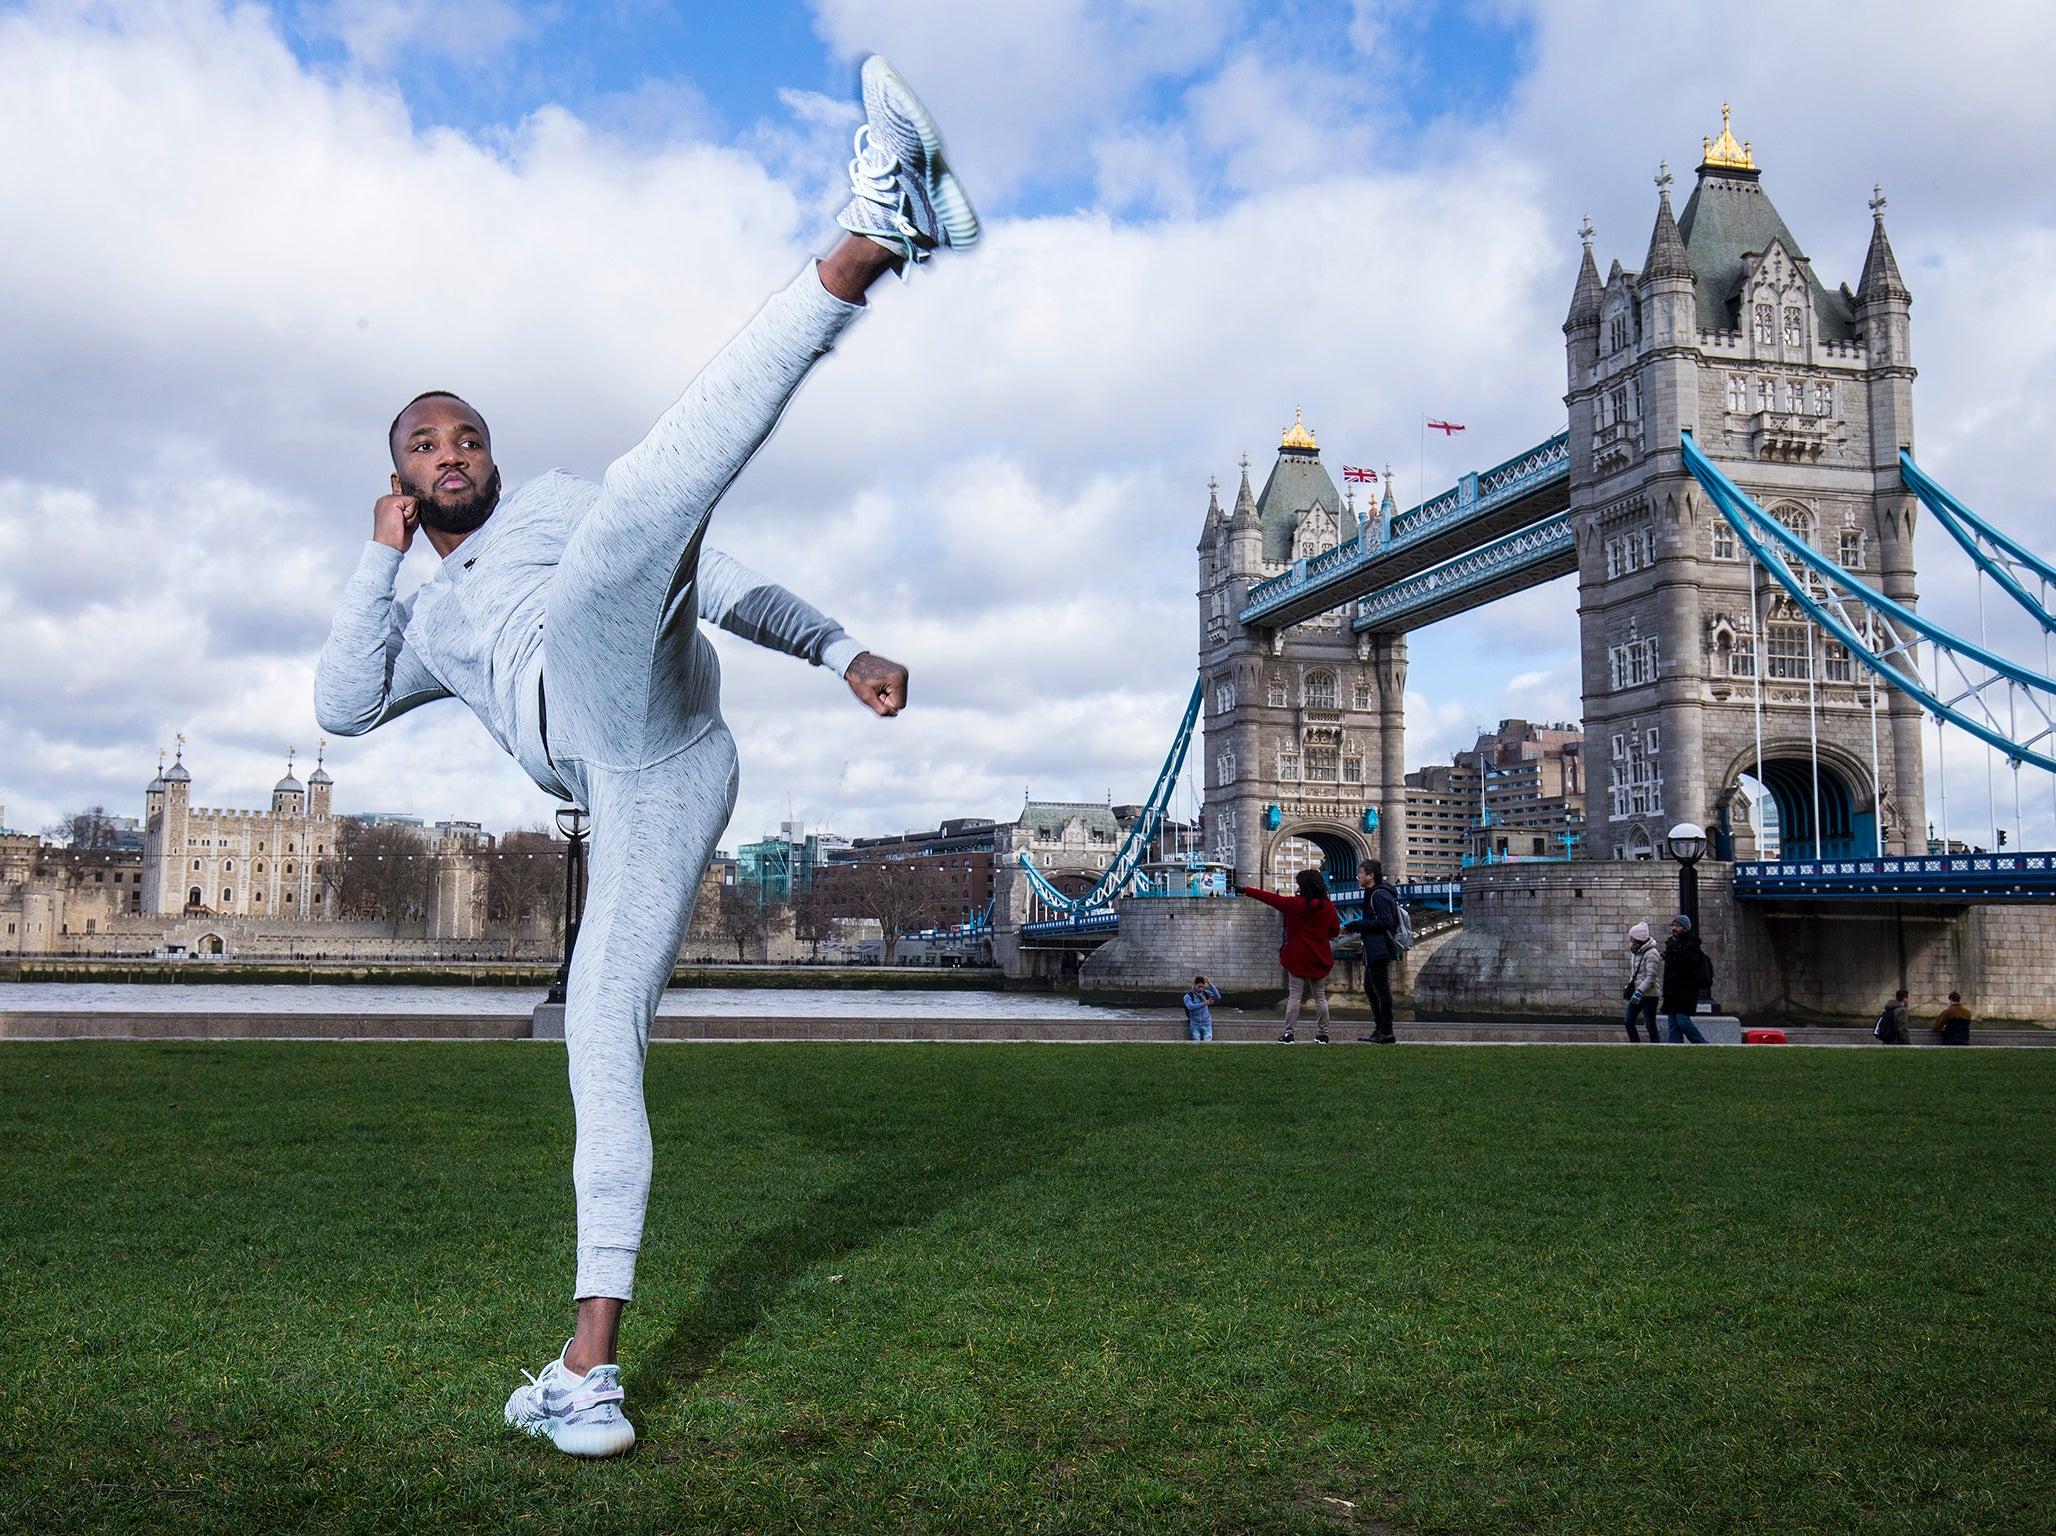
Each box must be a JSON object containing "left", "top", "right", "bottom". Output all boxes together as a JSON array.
[
  {"left": 309, "top": 0, "right": 536, "bottom": 71},
  {"left": 2, "top": 0, "right": 2053, "bottom": 868}
]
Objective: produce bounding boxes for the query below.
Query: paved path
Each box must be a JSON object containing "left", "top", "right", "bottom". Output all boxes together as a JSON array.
[{"left": 3, "top": 1010, "right": 2050, "bottom": 1046}]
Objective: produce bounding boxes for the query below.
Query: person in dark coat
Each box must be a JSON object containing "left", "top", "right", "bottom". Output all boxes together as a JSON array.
[
  {"left": 1241, "top": 868, "right": 1341, "bottom": 1042},
  {"left": 1341, "top": 858, "right": 1402, "bottom": 1043},
  {"left": 1659, "top": 913, "right": 1712, "bottom": 1043}
]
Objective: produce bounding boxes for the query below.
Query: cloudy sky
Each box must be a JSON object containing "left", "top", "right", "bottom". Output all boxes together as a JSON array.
[{"left": 3, "top": 0, "right": 2054, "bottom": 851}]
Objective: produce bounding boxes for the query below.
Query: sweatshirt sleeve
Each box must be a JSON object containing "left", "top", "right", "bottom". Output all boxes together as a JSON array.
[
  {"left": 314, "top": 542, "right": 452, "bottom": 736},
  {"left": 697, "top": 547, "right": 865, "bottom": 675},
  {"left": 1239, "top": 886, "right": 1287, "bottom": 912}
]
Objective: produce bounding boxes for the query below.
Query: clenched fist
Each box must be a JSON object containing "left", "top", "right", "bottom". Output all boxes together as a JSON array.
[
  {"left": 373, "top": 480, "right": 419, "bottom": 553},
  {"left": 844, "top": 652, "right": 909, "bottom": 717}
]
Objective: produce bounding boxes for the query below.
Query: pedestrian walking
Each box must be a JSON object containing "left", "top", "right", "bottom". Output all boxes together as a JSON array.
[
  {"left": 1341, "top": 859, "right": 1402, "bottom": 1043},
  {"left": 1241, "top": 869, "right": 1342, "bottom": 1042},
  {"left": 1182, "top": 975, "right": 1221, "bottom": 1042},
  {"left": 1621, "top": 921, "right": 1662, "bottom": 1042},
  {"left": 1873, "top": 988, "right": 1910, "bottom": 1044},
  {"left": 1931, "top": 990, "right": 1973, "bottom": 1045},
  {"left": 1659, "top": 914, "right": 1713, "bottom": 1043}
]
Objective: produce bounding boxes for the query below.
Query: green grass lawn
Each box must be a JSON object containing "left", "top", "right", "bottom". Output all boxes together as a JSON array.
[{"left": 1, "top": 1043, "right": 2050, "bottom": 1535}]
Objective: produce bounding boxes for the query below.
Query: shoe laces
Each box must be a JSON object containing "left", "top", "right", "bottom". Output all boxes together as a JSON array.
[{"left": 848, "top": 125, "right": 904, "bottom": 209}]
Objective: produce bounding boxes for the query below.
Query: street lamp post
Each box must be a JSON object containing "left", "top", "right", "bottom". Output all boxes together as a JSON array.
[
  {"left": 545, "top": 806, "right": 591, "bottom": 1006},
  {"left": 1667, "top": 820, "right": 1710, "bottom": 1010}
]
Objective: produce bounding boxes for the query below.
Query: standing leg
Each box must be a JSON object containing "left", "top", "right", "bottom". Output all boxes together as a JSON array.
[
  {"left": 560, "top": 733, "right": 739, "bottom": 1349},
  {"left": 1311, "top": 977, "right": 1332, "bottom": 1031},
  {"left": 1367, "top": 960, "right": 1395, "bottom": 1039},
  {"left": 1284, "top": 975, "right": 1305, "bottom": 1032}
]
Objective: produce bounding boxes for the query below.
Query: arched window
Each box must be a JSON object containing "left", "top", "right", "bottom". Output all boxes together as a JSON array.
[
  {"left": 222, "top": 889, "right": 234, "bottom": 905},
  {"left": 223, "top": 859, "right": 233, "bottom": 873},
  {"left": 1769, "top": 503, "right": 1813, "bottom": 544},
  {"left": 188, "top": 887, "right": 202, "bottom": 907},
  {"left": 1304, "top": 671, "right": 1336, "bottom": 709},
  {"left": 1838, "top": 528, "right": 1862, "bottom": 568}
]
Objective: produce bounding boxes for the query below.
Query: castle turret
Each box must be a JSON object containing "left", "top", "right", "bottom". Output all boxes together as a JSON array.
[
  {"left": 307, "top": 742, "right": 334, "bottom": 818},
  {"left": 271, "top": 751, "right": 306, "bottom": 819}
]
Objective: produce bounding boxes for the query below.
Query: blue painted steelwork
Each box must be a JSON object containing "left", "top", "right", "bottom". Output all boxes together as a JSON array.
[
  {"left": 1239, "top": 431, "right": 1569, "bottom": 625},
  {"left": 1017, "top": 679, "right": 1204, "bottom": 917},
  {"left": 1681, "top": 433, "right": 2056, "bottom": 775},
  {"left": 1018, "top": 909, "right": 1121, "bottom": 940},
  {"left": 1735, "top": 850, "right": 2056, "bottom": 902},
  {"left": 1350, "top": 513, "right": 1574, "bottom": 633},
  {"left": 1899, "top": 450, "right": 2056, "bottom": 635}
]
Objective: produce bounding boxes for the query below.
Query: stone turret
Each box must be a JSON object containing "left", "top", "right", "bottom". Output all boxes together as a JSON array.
[{"left": 307, "top": 743, "right": 334, "bottom": 818}]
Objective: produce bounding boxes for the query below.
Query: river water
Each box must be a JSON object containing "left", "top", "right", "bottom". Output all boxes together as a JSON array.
[{"left": 0, "top": 983, "right": 1159, "bottom": 1020}]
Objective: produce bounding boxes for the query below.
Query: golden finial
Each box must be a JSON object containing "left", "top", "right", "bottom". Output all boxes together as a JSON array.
[
  {"left": 1701, "top": 103, "right": 1756, "bottom": 171},
  {"left": 1281, "top": 407, "right": 1318, "bottom": 451}
]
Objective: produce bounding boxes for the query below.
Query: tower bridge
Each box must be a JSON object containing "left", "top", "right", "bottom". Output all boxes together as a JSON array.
[{"left": 994, "top": 110, "right": 2056, "bottom": 1022}]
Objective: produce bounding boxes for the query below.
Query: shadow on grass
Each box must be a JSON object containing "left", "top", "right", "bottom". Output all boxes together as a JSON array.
[{"left": 636, "top": 1080, "right": 1140, "bottom": 1415}]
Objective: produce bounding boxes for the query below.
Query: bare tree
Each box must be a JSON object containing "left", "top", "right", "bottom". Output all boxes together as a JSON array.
[
  {"left": 842, "top": 860, "right": 958, "bottom": 964},
  {"left": 46, "top": 807, "right": 120, "bottom": 850},
  {"left": 713, "top": 888, "right": 770, "bottom": 963},
  {"left": 319, "top": 819, "right": 433, "bottom": 934},
  {"left": 481, "top": 827, "right": 567, "bottom": 959},
  {"left": 792, "top": 887, "right": 836, "bottom": 961}
]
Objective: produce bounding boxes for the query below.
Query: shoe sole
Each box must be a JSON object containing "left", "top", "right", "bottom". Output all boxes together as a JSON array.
[
  {"left": 862, "top": 56, "right": 980, "bottom": 248},
  {"left": 505, "top": 1403, "right": 637, "bottom": 1459}
]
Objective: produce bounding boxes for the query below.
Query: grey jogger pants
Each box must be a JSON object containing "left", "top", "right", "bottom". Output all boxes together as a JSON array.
[{"left": 542, "top": 265, "right": 859, "bottom": 1301}]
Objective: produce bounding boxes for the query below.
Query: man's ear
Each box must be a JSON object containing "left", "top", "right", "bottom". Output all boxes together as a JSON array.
[{"left": 391, "top": 473, "right": 404, "bottom": 495}]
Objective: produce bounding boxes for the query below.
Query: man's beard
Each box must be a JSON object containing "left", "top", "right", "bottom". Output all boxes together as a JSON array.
[{"left": 408, "top": 466, "right": 502, "bottom": 535}]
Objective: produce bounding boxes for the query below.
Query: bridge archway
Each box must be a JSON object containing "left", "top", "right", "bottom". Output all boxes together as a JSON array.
[
  {"left": 1266, "top": 821, "right": 1371, "bottom": 887},
  {"left": 1719, "top": 743, "right": 1877, "bottom": 860}
]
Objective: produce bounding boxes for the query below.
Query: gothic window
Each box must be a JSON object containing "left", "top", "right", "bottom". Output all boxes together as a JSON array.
[
  {"left": 1713, "top": 521, "right": 1738, "bottom": 560},
  {"left": 1729, "top": 636, "right": 1756, "bottom": 676},
  {"left": 1838, "top": 528, "right": 1863, "bottom": 568},
  {"left": 1756, "top": 376, "right": 1774, "bottom": 410},
  {"left": 1754, "top": 303, "right": 1776, "bottom": 346},
  {"left": 1305, "top": 747, "right": 1339, "bottom": 782},
  {"left": 1213, "top": 679, "right": 1235, "bottom": 715},
  {"left": 1268, "top": 679, "right": 1288, "bottom": 708},
  {"left": 1609, "top": 385, "right": 1630, "bottom": 425},
  {"left": 223, "top": 859, "right": 233, "bottom": 873},
  {"left": 1771, "top": 504, "right": 1813, "bottom": 544},
  {"left": 222, "top": 889, "right": 233, "bottom": 905},
  {"left": 1353, "top": 682, "right": 1371, "bottom": 711},
  {"left": 1813, "top": 381, "right": 1833, "bottom": 416},
  {"left": 1766, "top": 623, "right": 1812, "bottom": 679},
  {"left": 1782, "top": 378, "right": 1802, "bottom": 412},
  {"left": 1726, "top": 374, "right": 1747, "bottom": 412},
  {"left": 284, "top": 863, "right": 294, "bottom": 875},
  {"left": 1609, "top": 312, "right": 1630, "bottom": 353},
  {"left": 1607, "top": 726, "right": 1663, "bottom": 821},
  {"left": 255, "top": 862, "right": 265, "bottom": 873},
  {"left": 1217, "top": 751, "right": 1236, "bottom": 785},
  {"left": 1824, "top": 641, "right": 1854, "bottom": 682},
  {"left": 1783, "top": 307, "right": 1804, "bottom": 347},
  {"left": 1342, "top": 756, "right": 1364, "bottom": 783},
  {"left": 1304, "top": 671, "right": 1336, "bottom": 709},
  {"left": 191, "top": 859, "right": 200, "bottom": 871},
  {"left": 1278, "top": 749, "right": 1301, "bottom": 782}
]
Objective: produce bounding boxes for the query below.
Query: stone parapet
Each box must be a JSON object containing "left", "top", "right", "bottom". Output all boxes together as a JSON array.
[{"left": 1079, "top": 895, "right": 1287, "bottom": 1006}]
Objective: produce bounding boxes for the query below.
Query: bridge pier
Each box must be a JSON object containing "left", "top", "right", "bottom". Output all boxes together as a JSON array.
[{"left": 1417, "top": 862, "right": 2056, "bottom": 1026}]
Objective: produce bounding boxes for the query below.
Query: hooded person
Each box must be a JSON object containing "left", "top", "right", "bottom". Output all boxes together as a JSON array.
[{"left": 1621, "top": 920, "right": 1662, "bottom": 1043}]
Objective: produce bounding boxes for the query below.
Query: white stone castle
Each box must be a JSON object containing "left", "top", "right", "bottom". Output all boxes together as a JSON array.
[{"left": 141, "top": 743, "right": 341, "bottom": 919}]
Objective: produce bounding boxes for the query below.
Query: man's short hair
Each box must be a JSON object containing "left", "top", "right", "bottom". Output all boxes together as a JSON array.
[
  {"left": 388, "top": 390, "right": 480, "bottom": 450},
  {"left": 1949, "top": 990, "right": 1962, "bottom": 1002}
]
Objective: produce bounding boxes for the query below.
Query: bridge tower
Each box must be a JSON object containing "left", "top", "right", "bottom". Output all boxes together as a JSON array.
[
  {"left": 1566, "top": 111, "right": 1925, "bottom": 859},
  {"left": 1198, "top": 415, "right": 1409, "bottom": 887}
]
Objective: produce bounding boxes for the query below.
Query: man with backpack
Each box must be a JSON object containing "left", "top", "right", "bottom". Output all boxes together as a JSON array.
[
  {"left": 1873, "top": 988, "right": 1911, "bottom": 1044},
  {"left": 1659, "top": 913, "right": 1714, "bottom": 1043},
  {"left": 1343, "top": 858, "right": 1407, "bottom": 1044}
]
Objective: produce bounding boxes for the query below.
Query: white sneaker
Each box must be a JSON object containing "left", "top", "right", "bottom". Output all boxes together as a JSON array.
[
  {"left": 835, "top": 54, "right": 980, "bottom": 264},
  {"left": 504, "top": 1344, "right": 636, "bottom": 1459}
]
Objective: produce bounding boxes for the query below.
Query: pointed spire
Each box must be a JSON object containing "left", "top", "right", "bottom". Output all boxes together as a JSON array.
[
  {"left": 1200, "top": 472, "right": 1223, "bottom": 538},
  {"left": 1641, "top": 163, "right": 1694, "bottom": 284},
  {"left": 1230, "top": 453, "right": 1259, "bottom": 530},
  {"left": 1380, "top": 465, "right": 1396, "bottom": 517},
  {"left": 1565, "top": 213, "right": 1602, "bottom": 329},
  {"left": 1856, "top": 183, "right": 1910, "bottom": 305}
]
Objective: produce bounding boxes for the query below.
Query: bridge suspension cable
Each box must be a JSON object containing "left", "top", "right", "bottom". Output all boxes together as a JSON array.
[
  {"left": 1681, "top": 434, "right": 2056, "bottom": 790},
  {"left": 1018, "top": 679, "right": 1204, "bottom": 917}
]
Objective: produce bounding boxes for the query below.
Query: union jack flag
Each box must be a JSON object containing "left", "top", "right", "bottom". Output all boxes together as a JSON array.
[{"left": 1341, "top": 465, "right": 1378, "bottom": 483}]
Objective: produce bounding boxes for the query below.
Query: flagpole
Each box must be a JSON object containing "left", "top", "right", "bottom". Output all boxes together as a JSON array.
[{"left": 1419, "top": 414, "right": 1425, "bottom": 510}]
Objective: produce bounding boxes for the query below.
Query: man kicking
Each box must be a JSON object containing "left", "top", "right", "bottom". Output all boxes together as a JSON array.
[{"left": 314, "top": 57, "right": 977, "bottom": 1458}]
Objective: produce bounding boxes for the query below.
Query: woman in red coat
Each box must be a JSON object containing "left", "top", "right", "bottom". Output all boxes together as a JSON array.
[{"left": 1240, "top": 869, "right": 1342, "bottom": 1041}]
